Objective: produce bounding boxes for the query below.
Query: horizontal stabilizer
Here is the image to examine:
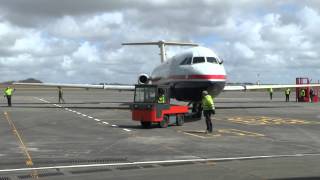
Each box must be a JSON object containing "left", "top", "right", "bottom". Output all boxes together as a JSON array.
[{"left": 122, "top": 40, "right": 198, "bottom": 47}]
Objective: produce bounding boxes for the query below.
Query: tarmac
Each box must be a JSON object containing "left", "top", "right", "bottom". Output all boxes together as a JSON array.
[{"left": 1, "top": 89, "right": 320, "bottom": 180}]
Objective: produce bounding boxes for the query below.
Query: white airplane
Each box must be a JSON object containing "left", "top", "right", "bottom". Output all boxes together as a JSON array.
[{"left": 15, "top": 40, "right": 320, "bottom": 116}]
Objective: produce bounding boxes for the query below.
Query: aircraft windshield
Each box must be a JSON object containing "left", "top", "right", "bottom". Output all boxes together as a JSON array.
[
  {"left": 206, "top": 57, "right": 218, "bottom": 64},
  {"left": 192, "top": 57, "right": 205, "bottom": 64},
  {"left": 180, "top": 57, "right": 192, "bottom": 65}
]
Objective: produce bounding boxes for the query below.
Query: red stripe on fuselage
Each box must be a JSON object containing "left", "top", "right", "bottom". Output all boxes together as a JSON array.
[
  {"left": 169, "top": 74, "right": 226, "bottom": 80},
  {"left": 152, "top": 74, "right": 226, "bottom": 83}
]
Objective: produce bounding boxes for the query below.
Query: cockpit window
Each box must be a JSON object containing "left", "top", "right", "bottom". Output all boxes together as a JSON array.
[
  {"left": 180, "top": 57, "right": 192, "bottom": 65},
  {"left": 206, "top": 57, "right": 218, "bottom": 64},
  {"left": 192, "top": 57, "right": 205, "bottom": 64}
]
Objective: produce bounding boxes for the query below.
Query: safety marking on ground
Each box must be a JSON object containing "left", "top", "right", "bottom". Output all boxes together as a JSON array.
[
  {"left": 3, "top": 111, "right": 39, "bottom": 178},
  {"left": 2, "top": 153, "right": 320, "bottom": 173},
  {"left": 34, "top": 97, "right": 132, "bottom": 133},
  {"left": 222, "top": 116, "right": 320, "bottom": 126},
  {"left": 181, "top": 128, "right": 265, "bottom": 139}
]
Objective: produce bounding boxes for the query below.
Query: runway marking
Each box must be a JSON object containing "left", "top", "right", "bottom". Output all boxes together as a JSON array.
[
  {"left": 224, "top": 116, "right": 320, "bottom": 126},
  {"left": 3, "top": 111, "right": 39, "bottom": 178},
  {"left": 182, "top": 128, "right": 264, "bottom": 139},
  {"left": 34, "top": 97, "right": 132, "bottom": 133},
  {"left": 1, "top": 153, "right": 320, "bottom": 173}
]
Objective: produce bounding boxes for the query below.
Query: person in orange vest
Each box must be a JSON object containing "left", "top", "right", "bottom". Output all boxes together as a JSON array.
[{"left": 4, "top": 86, "right": 15, "bottom": 107}]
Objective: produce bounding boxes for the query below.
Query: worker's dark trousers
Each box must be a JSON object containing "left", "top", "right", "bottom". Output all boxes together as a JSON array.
[
  {"left": 285, "top": 95, "right": 289, "bottom": 102},
  {"left": 270, "top": 93, "right": 273, "bottom": 100},
  {"left": 203, "top": 110, "right": 215, "bottom": 132},
  {"left": 6, "top": 95, "right": 12, "bottom": 106}
]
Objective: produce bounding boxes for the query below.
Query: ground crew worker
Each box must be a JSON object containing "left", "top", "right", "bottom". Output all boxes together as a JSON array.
[
  {"left": 4, "top": 86, "right": 15, "bottom": 107},
  {"left": 310, "top": 89, "right": 314, "bottom": 102},
  {"left": 285, "top": 88, "right": 291, "bottom": 102},
  {"left": 269, "top": 88, "right": 273, "bottom": 100},
  {"left": 202, "top": 90, "right": 215, "bottom": 133},
  {"left": 300, "top": 89, "right": 306, "bottom": 101},
  {"left": 58, "top": 87, "right": 65, "bottom": 103},
  {"left": 157, "top": 88, "right": 166, "bottom": 104}
]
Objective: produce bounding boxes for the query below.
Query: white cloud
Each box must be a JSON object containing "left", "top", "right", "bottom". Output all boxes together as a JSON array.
[{"left": 0, "top": 1, "right": 320, "bottom": 84}]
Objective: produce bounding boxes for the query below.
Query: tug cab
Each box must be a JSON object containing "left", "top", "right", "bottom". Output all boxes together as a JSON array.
[{"left": 131, "top": 84, "right": 189, "bottom": 128}]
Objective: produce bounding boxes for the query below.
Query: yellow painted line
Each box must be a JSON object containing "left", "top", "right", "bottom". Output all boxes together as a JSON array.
[
  {"left": 3, "top": 112, "right": 39, "bottom": 179},
  {"left": 224, "top": 116, "right": 320, "bottom": 126}
]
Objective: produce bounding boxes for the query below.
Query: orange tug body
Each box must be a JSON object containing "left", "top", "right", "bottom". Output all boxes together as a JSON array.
[{"left": 131, "top": 84, "right": 189, "bottom": 128}]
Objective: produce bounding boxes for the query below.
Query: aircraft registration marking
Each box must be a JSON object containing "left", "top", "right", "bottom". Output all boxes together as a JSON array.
[{"left": 224, "top": 116, "right": 320, "bottom": 126}]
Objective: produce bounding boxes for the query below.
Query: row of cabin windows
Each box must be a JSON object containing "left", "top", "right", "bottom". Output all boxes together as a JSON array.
[{"left": 180, "top": 57, "right": 219, "bottom": 65}]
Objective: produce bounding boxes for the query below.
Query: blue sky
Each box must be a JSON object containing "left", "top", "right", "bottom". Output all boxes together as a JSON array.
[{"left": 0, "top": 0, "right": 320, "bottom": 84}]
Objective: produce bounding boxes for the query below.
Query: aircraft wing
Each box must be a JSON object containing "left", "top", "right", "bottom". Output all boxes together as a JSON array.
[
  {"left": 13, "top": 83, "right": 135, "bottom": 91},
  {"left": 224, "top": 84, "right": 320, "bottom": 91}
]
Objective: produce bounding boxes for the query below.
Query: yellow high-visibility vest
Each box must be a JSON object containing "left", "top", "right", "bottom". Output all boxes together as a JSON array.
[
  {"left": 4, "top": 88, "right": 14, "bottom": 96},
  {"left": 300, "top": 89, "right": 306, "bottom": 97},
  {"left": 285, "top": 89, "right": 291, "bottom": 95},
  {"left": 158, "top": 95, "right": 166, "bottom": 103},
  {"left": 269, "top": 88, "right": 273, "bottom": 93},
  {"left": 202, "top": 95, "right": 215, "bottom": 110}
]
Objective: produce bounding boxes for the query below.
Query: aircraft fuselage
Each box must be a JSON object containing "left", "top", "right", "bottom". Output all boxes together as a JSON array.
[{"left": 151, "top": 47, "right": 226, "bottom": 102}]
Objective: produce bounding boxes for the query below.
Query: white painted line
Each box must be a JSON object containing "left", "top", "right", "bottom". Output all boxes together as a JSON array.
[
  {"left": 94, "top": 119, "right": 101, "bottom": 122},
  {"left": 1, "top": 153, "right": 320, "bottom": 172},
  {"left": 82, "top": 114, "right": 87, "bottom": 117},
  {"left": 111, "top": 124, "right": 118, "bottom": 127},
  {"left": 35, "top": 97, "right": 50, "bottom": 103},
  {"left": 123, "top": 129, "right": 131, "bottom": 132},
  {"left": 87, "top": 116, "right": 93, "bottom": 119},
  {"left": 76, "top": 112, "right": 81, "bottom": 115},
  {"left": 102, "top": 122, "right": 109, "bottom": 125}
]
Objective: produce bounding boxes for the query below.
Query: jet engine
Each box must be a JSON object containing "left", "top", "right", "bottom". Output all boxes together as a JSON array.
[{"left": 138, "top": 74, "right": 150, "bottom": 84}]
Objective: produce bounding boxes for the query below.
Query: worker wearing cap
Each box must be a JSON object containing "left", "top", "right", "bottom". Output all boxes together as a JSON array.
[
  {"left": 4, "top": 86, "right": 15, "bottom": 107},
  {"left": 285, "top": 88, "right": 291, "bottom": 102},
  {"left": 202, "top": 90, "right": 215, "bottom": 133}
]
